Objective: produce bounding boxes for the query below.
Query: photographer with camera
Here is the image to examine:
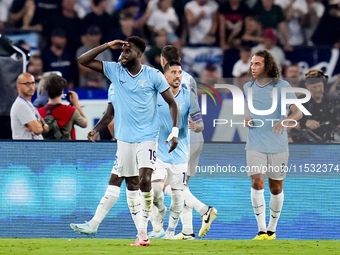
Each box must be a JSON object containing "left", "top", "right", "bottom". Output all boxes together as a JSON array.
[
  {"left": 289, "top": 69, "right": 340, "bottom": 143},
  {"left": 37, "top": 74, "right": 88, "bottom": 140}
]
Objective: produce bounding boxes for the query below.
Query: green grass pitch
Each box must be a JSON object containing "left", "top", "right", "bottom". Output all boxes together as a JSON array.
[{"left": 0, "top": 239, "right": 339, "bottom": 255}]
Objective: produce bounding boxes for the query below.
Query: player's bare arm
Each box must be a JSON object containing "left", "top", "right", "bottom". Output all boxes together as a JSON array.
[
  {"left": 161, "top": 88, "right": 179, "bottom": 153},
  {"left": 88, "top": 104, "right": 114, "bottom": 142},
  {"left": 78, "top": 40, "right": 128, "bottom": 73},
  {"left": 273, "top": 104, "right": 302, "bottom": 135}
]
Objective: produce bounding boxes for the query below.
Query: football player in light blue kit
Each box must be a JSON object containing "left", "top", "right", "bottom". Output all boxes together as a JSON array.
[
  {"left": 158, "top": 46, "right": 217, "bottom": 239},
  {"left": 244, "top": 50, "right": 302, "bottom": 240},
  {"left": 70, "top": 36, "right": 179, "bottom": 246},
  {"left": 149, "top": 61, "right": 204, "bottom": 239}
]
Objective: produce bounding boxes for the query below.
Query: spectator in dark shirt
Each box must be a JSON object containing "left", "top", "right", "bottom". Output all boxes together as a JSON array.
[
  {"left": 81, "top": 0, "right": 114, "bottom": 43},
  {"left": 289, "top": 69, "right": 340, "bottom": 143},
  {"left": 41, "top": 28, "right": 77, "bottom": 88}
]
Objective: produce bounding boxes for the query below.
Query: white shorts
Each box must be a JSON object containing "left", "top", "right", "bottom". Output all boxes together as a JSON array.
[
  {"left": 246, "top": 150, "right": 289, "bottom": 180},
  {"left": 111, "top": 140, "right": 157, "bottom": 177},
  {"left": 152, "top": 159, "right": 187, "bottom": 190},
  {"left": 188, "top": 142, "right": 203, "bottom": 177}
]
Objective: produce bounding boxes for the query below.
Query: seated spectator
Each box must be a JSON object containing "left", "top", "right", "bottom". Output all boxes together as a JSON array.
[
  {"left": 232, "top": 45, "right": 251, "bottom": 78},
  {"left": 252, "top": 0, "right": 292, "bottom": 50},
  {"left": 147, "top": 0, "right": 181, "bottom": 50},
  {"left": 200, "top": 62, "right": 224, "bottom": 87},
  {"left": 275, "top": 0, "right": 308, "bottom": 46},
  {"left": 251, "top": 28, "right": 286, "bottom": 69},
  {"left": 41, "top": 28, "right": 77, "bottom": 88},
  {"left": 289, "top": 69, "right": 340, "bottom": 143},
  {"left": 81, "top": 0, "right": 114, "bottom": 43},
  {"left": 218, "top": 0, "right": 250, "bottom": 49},
  {"left": 44, "top": 0, "right": 81, "bottom": 52},
  {"left": 38, "top": 73, "right": 87, "bottom": 140},
  {"left": 76, "top": 25, "right": 111, "bottom": 89},
  {"left": 145, "top": 28, "right": 168, "bottom": 71},
  {"left": 28, "top": 54, "right": 43, "bottom": 82},
  {"left": 312, "top": 0, "right": 340, "bottom": 47},
  {"left": 234, "top": 15, "right": 263, "bottom": 49},
  {"left": 185, "top": 0, "right": 218, "bottom": 46},
  {"left": 302, "top": 0, "right": 325, "bottom": 46},
  {"left": 0, "top": 0, "right": 9, "bottom": 32},
  {"left": 283, "top": 63, "right": 303, "bottom": 88}
]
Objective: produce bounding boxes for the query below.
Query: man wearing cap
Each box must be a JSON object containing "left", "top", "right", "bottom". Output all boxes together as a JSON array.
[
  {"left": 251, "top": 28, "right": 286, "bottom": 68},
  {"left": 76, "top": 25, "right": 112, "bottom": 88}
]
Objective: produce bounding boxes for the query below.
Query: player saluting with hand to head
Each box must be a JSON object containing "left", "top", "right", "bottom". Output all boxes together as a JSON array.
[
  {"left": 244, "top": 50, "right": 302, "bottom": 240},
  {"left": 70, "top": 36, "right": 179, "bottom": 246}
]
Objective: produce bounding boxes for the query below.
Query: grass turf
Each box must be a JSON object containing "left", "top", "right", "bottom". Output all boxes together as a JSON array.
[{"left": 0, "top": 239, "right": 339, "bottom": 255}]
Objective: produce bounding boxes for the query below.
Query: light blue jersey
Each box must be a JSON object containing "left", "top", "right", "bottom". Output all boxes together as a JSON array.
[
  {"left": 103, "top": 62, "right": 169, "bottom": 143},
  {"left": 181, "top": 70, "right": 204, "bottom": 143},
  {"left": 157, "top": 87, "right": 202, "bottom": 164},
  {"left": 244, "top": 79, "right": 297, "bottom": 153}
]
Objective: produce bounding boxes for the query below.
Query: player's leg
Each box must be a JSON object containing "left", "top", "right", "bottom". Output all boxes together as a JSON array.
[
  {"left": 149, "top": 161, "right": 167, "bottom": 238},
  {"left": 136, "top": 141, "right": 157, "bottom": 245},
  {"left": 266, "top": 152, "right": 288, "bottom": 240},
  {"left": 70, "top": 173, "right": 123, "bottom": 237},
  {"left": 125, "top": 176, "right": 141, "bottom": 232},
  {"left": 247, "top": 150, "right": 268, "bottom": 240},
  {"left": 164, "top": 164, "right": 186, "bottom": 239}
]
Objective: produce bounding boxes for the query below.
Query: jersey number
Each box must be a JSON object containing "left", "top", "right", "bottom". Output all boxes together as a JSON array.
[{"left": 149, "top": 149, "right": 156, "bottom": 162}]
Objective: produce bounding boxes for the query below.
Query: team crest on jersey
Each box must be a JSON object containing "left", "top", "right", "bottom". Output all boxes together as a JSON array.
[
  {"left": 267, "top": 91, "right": 273, "bottom": 98},
  {"left": 138, "top": 80, "right": 147, "bottom": 88},
  {"left": 177, "top": 103, "right": 184, "bottom": 110}
]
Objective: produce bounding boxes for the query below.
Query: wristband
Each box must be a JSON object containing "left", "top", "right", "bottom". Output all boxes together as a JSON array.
[{"left": 166, "top": 127, "right": 179, "bottom": 142}]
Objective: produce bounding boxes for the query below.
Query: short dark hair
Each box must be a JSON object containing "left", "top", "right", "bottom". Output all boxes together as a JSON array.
[
  {"left": 161, "top": 45, "right": 180, "bottom": 62},
  {"left": 43, "top": 74, "right": 68, "bottom": 99},
  {"left": 126, "top": 36, "right": 146, "bottom": 53},
  {"left": 164, "top": 60, "right": 181, "bottom": 72}
]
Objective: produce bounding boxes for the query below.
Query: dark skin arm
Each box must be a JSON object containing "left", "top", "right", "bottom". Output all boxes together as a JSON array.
[
  {"left": 160, "top": 88, "right": 179, "bottom": 153},
  {"left": 88, "top": 103, "right": 114, "bottom": 142},
  {"left": 78, "top": 40, "right": 128, "bottom": 73}
]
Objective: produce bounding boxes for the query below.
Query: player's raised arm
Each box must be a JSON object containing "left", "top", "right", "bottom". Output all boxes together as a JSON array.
[
  {"left": 161, "top": 88, "right": 179, "bottom": 152},
  {"left": 78, "top": 40, "right": 128, "bottom": 73},
  {"left": 88, "top": 103, "right": 114, "bottom": 142}
]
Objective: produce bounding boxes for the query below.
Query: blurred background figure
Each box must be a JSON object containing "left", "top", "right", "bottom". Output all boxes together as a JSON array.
[
  {"left": 232, "top": 45, "right": 251, "bottom": 78},
  {"left": 76, "top": 25, "right": 111, "bottom": 89},
  {"left": 251, "top": 28, "right": 286, "bottom": 69},
  {"left": 145, "top": 28, "right": 168, "bottom": 71},
  {"left": 185, "top": 0, "right": 219, "bottom": 46}
]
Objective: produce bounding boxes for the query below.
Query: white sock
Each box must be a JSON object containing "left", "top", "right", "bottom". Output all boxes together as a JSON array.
[
  {"left": 126, "top": 189, "right": 141, "bottom": 230},
  {"left": 267, "top": 191, "right": 284, "bottom": 233},
  {"left": 183, "top": 186, "right": 208, "bottom": 216},
  {"left": 152, "top": 182, "right": 165, "bottom": 212},
  {"left": 251, "top": 188, "right": 266, "bottom": 233},
  {"left": 90, "top": 185, "right": 120, "bottom": 229},
  {"left": 168, "top": 189, "right": 183, "bottom": 230},
  {"left": 139, "top": 189, "right": 153, "bottom": 232},
  {"left": 181, "top": 203, "right": 193, "bottom": 235},
  {"left": 164, "top": 185, "right": 172, "bottom": 197}
]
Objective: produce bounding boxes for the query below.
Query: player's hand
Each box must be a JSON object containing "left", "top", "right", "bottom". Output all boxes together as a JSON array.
[
  {"left": 244, "top": 116, "right": 253, "bottom": 127},
  {"left": 87, "top": 130, "right": 97, "bottom": 142},
  {"left": 273, "top": 120, "right": 285, "bottom": 135},
  {"left": 107, "top": 40, "right": 129, "bottom": 50},
  {"left": 166, "top": 127, "right": 179, "bottom": 153},
  {"left": 188, "top": 121, "right": 197, "bottom": 131},
  {"left": 306, "top": 119, "right": 320, "bottom": 130}
]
